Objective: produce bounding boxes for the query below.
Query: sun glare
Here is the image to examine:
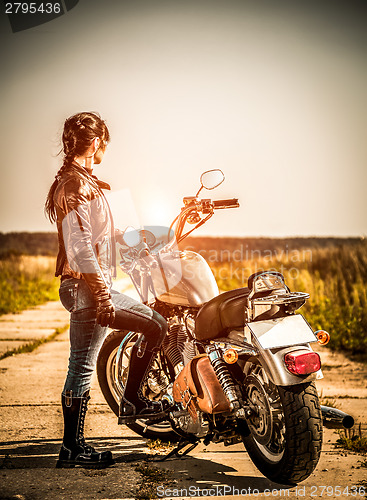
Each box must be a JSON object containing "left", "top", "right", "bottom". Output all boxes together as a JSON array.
[{"left": 142, "top": 201, "right": 174, "bottom": 227}]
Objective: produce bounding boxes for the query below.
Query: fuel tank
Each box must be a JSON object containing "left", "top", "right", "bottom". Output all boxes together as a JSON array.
[{"left": 151, "top": 250, "right": 219, "bottom": 306}]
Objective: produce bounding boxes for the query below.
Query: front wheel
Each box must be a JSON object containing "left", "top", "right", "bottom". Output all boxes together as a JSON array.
[
  {"left": 242, "top": 362, "right": 322, "bottom": 485},
  {"left": 97, "top": 329, "right": 178, "bottom": 442}
]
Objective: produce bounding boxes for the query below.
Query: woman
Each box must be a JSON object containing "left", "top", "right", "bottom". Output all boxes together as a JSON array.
[{"left": 45, "top": 112, "right": 168, "bottom": 469}]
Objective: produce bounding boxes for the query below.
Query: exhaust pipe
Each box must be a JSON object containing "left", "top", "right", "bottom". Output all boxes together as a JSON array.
[{"left": 321, "top": 405, "right": 354, "bottom": 429}]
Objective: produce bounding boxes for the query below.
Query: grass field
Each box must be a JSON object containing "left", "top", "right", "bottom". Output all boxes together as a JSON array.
[
  {"left": 209, "top": 240, "right": 367, "bottom": 357},
  {"left": 0, "top": 255, "right": 59, "bottom": 315}
]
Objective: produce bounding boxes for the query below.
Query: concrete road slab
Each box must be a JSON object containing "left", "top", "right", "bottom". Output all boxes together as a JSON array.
[
  {"left": 0, "top": 340, "right": 32, "bottom": 357},
  {"left": 0, "top": 301, "right": 70, "bottom": 325},
  {"left": 0, "top": 301, "right": 70, "bottom": 357},
  {"left": 0, "top": 328, "right": 56, "bottom": 341}
]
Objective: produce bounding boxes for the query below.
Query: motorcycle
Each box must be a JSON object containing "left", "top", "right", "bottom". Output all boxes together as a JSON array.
[{"left": 97, "top": 170, "right": 353, "bottom": 485}]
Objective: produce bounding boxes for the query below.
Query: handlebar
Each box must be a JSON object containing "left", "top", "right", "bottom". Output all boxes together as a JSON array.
[
  {"left": 213, "top": 198, "right": 240, "bottom": 209},
  {"left": 170, "top": 197, "right": 240, "bottom": 245}
]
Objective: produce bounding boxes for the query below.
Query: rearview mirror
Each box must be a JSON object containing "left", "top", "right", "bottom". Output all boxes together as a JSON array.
[
  {"left": 200, "top": 169, "right": 225, "bottom": 190},
  {"left": 122, "top": 226, "right": 142, "bottom": 247}
]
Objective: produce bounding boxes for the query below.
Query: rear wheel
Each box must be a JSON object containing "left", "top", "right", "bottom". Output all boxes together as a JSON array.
[
  {"left": 97, "top": 329, "right": 178, "bottom": 441},
  {"left": 242, "top": 361, "right": 322, "bottom": 485}
]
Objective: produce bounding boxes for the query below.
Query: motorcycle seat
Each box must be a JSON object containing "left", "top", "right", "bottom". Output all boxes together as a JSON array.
[{"left": 195, "top": 287, "right": 250, "bottom": 341}]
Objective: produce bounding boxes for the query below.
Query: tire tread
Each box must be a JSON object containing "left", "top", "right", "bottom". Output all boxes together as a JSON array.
[{"left": 243, "top": 381, "right": 323, "bottom": 485}]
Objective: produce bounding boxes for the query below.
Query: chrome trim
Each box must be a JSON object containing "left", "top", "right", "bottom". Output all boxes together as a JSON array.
[
  {"left": 321, "top": 405, "right": 354, "bottom": 429},
  {"left": 252, "top": 292, "right": 310, "bottom": 305}
]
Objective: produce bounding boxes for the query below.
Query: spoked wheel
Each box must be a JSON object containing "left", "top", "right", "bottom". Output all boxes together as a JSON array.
[
  {"left": 242, "top": 361, "right": 323, "bottom": 485},
  {"left": 97, "top": 329, "right": 178, "bottom": 441}
]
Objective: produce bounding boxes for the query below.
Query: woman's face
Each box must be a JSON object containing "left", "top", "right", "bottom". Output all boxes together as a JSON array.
[{"left": 93, "top": 139, "right": 107, "bottom": 165}]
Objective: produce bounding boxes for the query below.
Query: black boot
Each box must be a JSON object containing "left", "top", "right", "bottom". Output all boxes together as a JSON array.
[
  {"left": 56, "top": 390, "right": 114, "bottom": 469},
  {"left": 118, "top": 341, "right": 166, "bottom": 424}
]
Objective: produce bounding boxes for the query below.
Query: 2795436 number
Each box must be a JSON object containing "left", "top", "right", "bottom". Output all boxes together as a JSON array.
[
  {"left": 310, "top": 485, "right": 365, "bottom": 497},
  {"left": 5, "top": 3, "right": 62, "bottom": 14}
]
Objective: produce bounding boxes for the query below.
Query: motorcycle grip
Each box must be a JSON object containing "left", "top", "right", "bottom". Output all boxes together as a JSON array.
[{"left": 213, "top": 198, "right": 240, "bottom": 209}]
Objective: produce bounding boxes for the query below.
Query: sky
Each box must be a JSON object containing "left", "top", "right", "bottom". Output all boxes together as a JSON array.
[{"left": 0, "top": 0, "right": 366, "bottom": 237}]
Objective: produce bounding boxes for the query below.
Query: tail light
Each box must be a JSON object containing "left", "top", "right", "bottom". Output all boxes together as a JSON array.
[{"left": 284, "top": 350, "right": 321, "bottom": 375}]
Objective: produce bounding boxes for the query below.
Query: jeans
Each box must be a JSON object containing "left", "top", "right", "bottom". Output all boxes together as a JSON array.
[{"left": 59, "top": 277, "right": 168, "bottom": 397}]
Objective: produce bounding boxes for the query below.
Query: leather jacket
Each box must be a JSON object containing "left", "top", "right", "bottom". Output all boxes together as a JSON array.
[{"left": 54, "top": 162, "right": 116, "bottom": 302}]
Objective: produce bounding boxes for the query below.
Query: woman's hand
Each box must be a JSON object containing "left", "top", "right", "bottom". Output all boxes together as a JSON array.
[{"left": 96, "top": 297, "right": 115, "bottom": 327}]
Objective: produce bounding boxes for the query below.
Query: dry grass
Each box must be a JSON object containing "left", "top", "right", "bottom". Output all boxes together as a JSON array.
[
  {"left": 135, "top": 463, "right": 173, "bottom": 499},
  {"left": 0, "top": 255, "right": 59, "bottom": 315},
  {"left": 336, "top": 424, "right": 367, "bottom": 454},
  {"left": 146, "top": 439, "right": 175, "bottom": 452},
  {"left": 210, "top": 241, "right": 367, "bottom": 357}
]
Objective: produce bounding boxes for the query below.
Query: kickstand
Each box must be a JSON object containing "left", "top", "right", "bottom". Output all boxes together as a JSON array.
[{"left": 155, "top": 440, "right": 199, "bottom": 462}]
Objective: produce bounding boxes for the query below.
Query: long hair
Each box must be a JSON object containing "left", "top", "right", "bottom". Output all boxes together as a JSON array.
[{"left": 44, "top": 112, "right": 110, "bottom": 223}]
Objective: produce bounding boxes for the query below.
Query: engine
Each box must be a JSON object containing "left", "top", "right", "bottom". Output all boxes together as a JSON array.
[{"left": 162, "top": 320, "right": 197, "bottom": 370}]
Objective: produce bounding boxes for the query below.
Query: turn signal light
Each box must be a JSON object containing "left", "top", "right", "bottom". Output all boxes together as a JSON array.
[
  {"left": 284, "top": 351, "right": 321, "bottom": 375},
  {"left": 315, "top": 330, "right": 330, "bottom": 345},
  {"left": 223, "top": 348, "right": 238, "bottom": 364}
]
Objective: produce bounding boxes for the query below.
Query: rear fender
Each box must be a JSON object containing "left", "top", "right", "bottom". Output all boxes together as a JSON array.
[
  {"left": 244, "top": 315, "right": 323, "bottom": 386},
  {"left": 256, "top": 345, "right": 323, "bottom": 386}
]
